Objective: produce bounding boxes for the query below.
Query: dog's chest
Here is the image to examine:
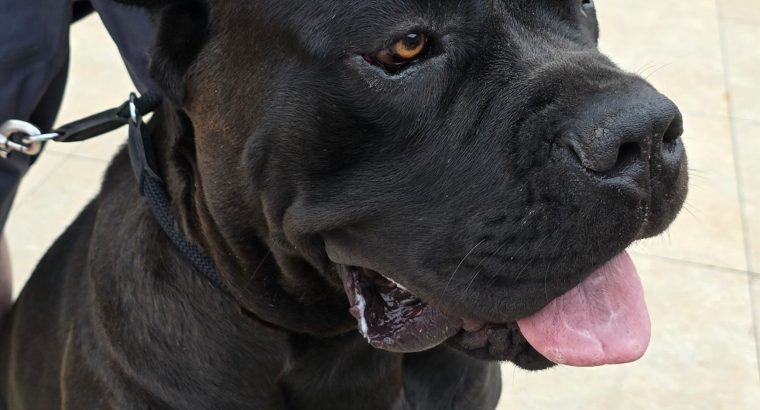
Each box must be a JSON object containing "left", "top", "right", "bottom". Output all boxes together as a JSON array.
[{"left": 278, "top": 338, "right": 501, "bottom": 410}]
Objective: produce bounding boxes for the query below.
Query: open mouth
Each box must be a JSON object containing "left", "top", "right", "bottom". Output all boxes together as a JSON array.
[{"left": 338, "top": 251, "right": 651, "bottom": 368}]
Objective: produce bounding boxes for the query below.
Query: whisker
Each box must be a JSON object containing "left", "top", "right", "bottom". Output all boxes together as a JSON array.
[
  {"left": 462, "top": 240, "right": 512, "bottom": 292},
  {"left": 463, "top": 270, "right": 481, "bottom": 293},
  {"left": 512, "top": 233, "right": 552, "bottom": 282},
  {"left": 484, "top": 239, "right": 529, "bottom": 288},
  {"left": 681, "top": 201, "right": 703, "bottom": 222},
  {"left": 643, "top": 62, "right": 673, "bottom": 80},
  {"left": 543, "top": 230, "right": 568, "bottom": 303},
  {"left": 463, "top": 234, "right": 551, "bottom": 294},
  {"left": 442, "top": 237, "right": 487, "bottom": 297},
  {"left": 634, "top": 61, "right": 656, "bottom": 77},
  {"left": 244, "top": 248, "right": 273, "bottom": 289}
]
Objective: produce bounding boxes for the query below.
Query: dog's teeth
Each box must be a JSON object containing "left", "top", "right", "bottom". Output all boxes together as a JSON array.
[
  {"left": 390, "top": 279, "right": 409, "bottom": 292},
  {"left": 353, "top": 289, "right": 370, "bottom": 338}
]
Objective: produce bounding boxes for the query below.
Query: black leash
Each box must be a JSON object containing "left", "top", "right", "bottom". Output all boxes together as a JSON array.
[
  {"left": 54, "top": 91, "right": 163, "bottom": 143},
  {"left": 1, "top": 92, "right": 227, "bottom": 291},
  {"left": 125, "top": 94, "right": 227, "bottom": 291}
]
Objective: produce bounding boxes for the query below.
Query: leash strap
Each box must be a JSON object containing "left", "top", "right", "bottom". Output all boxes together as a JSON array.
[
  {"left": 126, "top": 94, "right": 227, "bottom": 291},
  {"left": 0, "top": 92, "right": 163, "bottom": 157},
  {"left": 55, "top": 91, "right": 163, "bottom": 143},
  {"left": 1, "top": 91, "right": 228, "bottom": 291}
]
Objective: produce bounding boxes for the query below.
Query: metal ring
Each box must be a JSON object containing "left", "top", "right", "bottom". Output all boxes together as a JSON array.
[
  {"left": 129, "top": 93, "right": 138, "bottom": 123},
  {"left": 0, "top": 120, "right": 42, "bottom": 138},
  {"left": 0, "top": 120, "right": 44, "bottom": 155},
  {"left": 24, "top": 132, "right": 60, "bottom": 143}
]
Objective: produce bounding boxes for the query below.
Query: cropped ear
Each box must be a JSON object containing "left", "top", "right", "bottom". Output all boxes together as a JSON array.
[
  {"left": 111, "top": 0, "right": 210, "bottom": 104},
  {"left": 149, "top": 0, "right": 210, "bottom": 104}
]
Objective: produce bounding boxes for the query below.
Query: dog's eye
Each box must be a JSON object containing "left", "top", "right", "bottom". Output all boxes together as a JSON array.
[
  {"left": 365, "top": 33, "right": 429, "bottom": 73},
  {"left": 581, "top": 0, "right": 595, "bottom": 14}
]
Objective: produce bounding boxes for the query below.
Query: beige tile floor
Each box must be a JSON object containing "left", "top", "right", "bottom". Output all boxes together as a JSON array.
[{"left": 4, "top": 0, "right": 759, "bottom": 408}]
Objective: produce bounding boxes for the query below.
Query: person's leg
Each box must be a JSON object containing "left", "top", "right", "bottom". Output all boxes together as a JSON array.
[
  {"left": 0, "top": 235, "right": 12, "bottom": 319},
  {"left": 91, "top": 0, "right": 157, "bottom": 94},
  {"left": 0, "top": 0, "right": 71, "bottom": 304},
  {"left": 0, "top": 0, "right": 71, "bottom": 232}
]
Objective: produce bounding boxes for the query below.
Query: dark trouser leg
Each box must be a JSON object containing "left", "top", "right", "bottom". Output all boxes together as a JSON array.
[
  {"left": 0, "top": 1, "right": 155, "bottom": 235},
  {"left": 0, "top": 0, "right": 70, "bottom": 308},
  {"left": 0, "top": 62, "right": 69, "bottom": 233},
  {"left": 0, "top": 0, "right": 71, "bottom": 233}
]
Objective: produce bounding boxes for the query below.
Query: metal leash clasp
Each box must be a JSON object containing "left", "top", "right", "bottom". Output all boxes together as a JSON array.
[
  {"left": 129, "top": 93, "right": 138, "bottom": 124},
  {"left": 0, "top": 92, "right": 160, "bottom": 160},
  {"left": 0, "top": 120, "right": 58, "bottom": 158}
]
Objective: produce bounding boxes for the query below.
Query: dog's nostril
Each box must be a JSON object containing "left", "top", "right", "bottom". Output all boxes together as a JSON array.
[
  {"left": 662, "top": 112, "right": 684, "bottom": 145},
  {"left": 566, "top": 134, "right": 642, "bottom": 175},
  {"left": 564, "top": 89, "right": 683, "bottom": 177},
  {"left": 615, "top": 142, "right": 642, "bottom": 172}
]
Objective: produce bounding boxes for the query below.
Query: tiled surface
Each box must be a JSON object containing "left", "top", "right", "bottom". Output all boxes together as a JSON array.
[
  {"left": 598, "top": 0, "right": 728, "bottom": 118},
  {"left": 721, "top": 20, "right": 760, "bottom": 123},
  {"left": 735, "top": 119, "right": 760, "bottom": 274},
  {"left": 721, "top": 14, "right": 760, "bottom": 274},
  {"left": 719, "top": 0, "right": 760, "bottom": 391},
  {"left": 3, "top": 1, "right": 759, "bottom": 408},
  {"left": 720, "top": 0, "right": 760, "bottom": 24}
]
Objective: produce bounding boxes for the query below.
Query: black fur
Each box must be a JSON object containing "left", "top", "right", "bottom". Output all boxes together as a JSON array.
[
  {"left": 0, "top": 0, "right": 687, "bottom": 408},
  {"left": 150, "top": 1, "right": 209, "bottom": 103}
]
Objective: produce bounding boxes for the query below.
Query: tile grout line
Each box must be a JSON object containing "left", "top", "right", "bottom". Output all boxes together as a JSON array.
[
  {"left": 46, "top": 149, "right": 112, "bottom": 164},
  {"left": 719, "top": 14, "right": 760, "bottom": 26},
  {"left": 681, "top": 110, "right": 760, "bottom": 125},
  {"left": 630, "top": 252, "right": 757, "bottom": 277},
  {"left": 714, "top": 0, "right": 760, "bottom": 382}
]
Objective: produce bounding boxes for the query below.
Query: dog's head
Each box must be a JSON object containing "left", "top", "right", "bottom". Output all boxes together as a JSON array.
[{"left": 120, "top": 0, "right": 687, "bottom": 370}]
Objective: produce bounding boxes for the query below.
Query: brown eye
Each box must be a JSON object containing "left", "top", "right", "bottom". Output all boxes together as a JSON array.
[
  {"left": 392, "top": 33, "right": 427, "bottom": 59},
  {"left": 366, "top": 33, "right": 429, "bottom": 72}
]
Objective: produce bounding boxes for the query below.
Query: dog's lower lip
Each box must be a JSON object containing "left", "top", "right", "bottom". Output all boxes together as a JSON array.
[
  {"left": 336, "top": 266, "right": 565, "bottom": 368},
  {"left": 338, "top": 266, "right": 462, "bottom": 353},
  {"left": 336, "top": 265, "right": 541, "bottom": 362}
]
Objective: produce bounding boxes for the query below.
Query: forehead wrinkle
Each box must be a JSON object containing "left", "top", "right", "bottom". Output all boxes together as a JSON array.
[{"left": 248, "top": 0, "right": 490, "bottom": 59}]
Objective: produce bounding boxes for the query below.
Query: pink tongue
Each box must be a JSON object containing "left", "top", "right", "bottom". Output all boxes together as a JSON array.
[{"left": 516, "top": 251, "right": 650, "bottom": 367}]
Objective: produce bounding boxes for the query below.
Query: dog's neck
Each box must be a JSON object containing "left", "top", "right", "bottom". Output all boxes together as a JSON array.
[
  {"left": 82, "top": 105, "right": 428, "bottom": 406},
  {"left": 147, "top": 104, "right": 355, "bottom": 337}
]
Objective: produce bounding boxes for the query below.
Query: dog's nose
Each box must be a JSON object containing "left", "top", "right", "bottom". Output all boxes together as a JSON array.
[{"left": 563, "top": 88, "right": 683, "bottom": 175}]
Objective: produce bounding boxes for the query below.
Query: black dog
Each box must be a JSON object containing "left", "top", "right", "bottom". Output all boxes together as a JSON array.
[{"left": 0, "top": 0, "right": 687, "bottom": 408}]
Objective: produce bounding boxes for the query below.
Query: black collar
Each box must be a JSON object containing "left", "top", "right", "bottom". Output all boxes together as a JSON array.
[
  {"left": 125, "top": 93, "right": 228, "bottom": 291},
  {"left": 50, "top": 91, "right": 228, "bottom": 291}
]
